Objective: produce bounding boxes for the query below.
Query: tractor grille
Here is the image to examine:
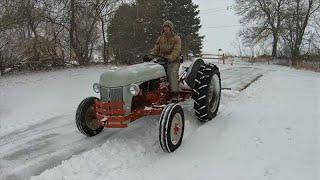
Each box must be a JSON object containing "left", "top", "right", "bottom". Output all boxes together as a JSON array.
[
  {"left": 100, "top": 87, "right": 123, "bottom": 102},
  {"left": 110, "top": 87, "right": 123, "bottom": 101}
]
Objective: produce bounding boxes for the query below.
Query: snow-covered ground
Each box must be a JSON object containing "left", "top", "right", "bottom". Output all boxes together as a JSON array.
[{"left": 0, "top": 59, "right": 319, "bottom": 180}]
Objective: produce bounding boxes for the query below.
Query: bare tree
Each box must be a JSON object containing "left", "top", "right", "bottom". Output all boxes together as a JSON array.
[
  {"left": 0, "top": 0, "right": 121, "bottom": 73},
  {"left": 312, "top": 20, "right": 320, "bottom": 53},
  {"left": 69, "top": 0, "right": 99, "bottom": 65},
  {"left": 69, "top": 0, "right": 118, "bottom": 65},
  {"left": 235, "top": 0, "right": 286, "bottom": 58},
  {"left": 0, "top": 41, "right": 7, "bottom": 75},
  {"left": 281, "top": 0, "right": 320, "bottom": 66},
  {"left": 231, "top": 37, "right": 243, "bottom": 57},
  {"left": 92, "top": 0, "right": 118, "bottom": 63}
]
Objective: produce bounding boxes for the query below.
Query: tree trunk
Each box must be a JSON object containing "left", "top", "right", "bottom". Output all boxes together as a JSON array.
[
  {"left": 0, "top": 51, "right": 3, "bottom": 76},
  {"left": 27, "top": 2, "right": 39, "bottom": 63},
  {"left": 292, "top": 34, "right": 304, "bottom": 67},
  {"left": 272, "top": 33, "right": 278, "bottom": 59},
  {"left": 106, "top": 42, "right": 110, "bottom": 63},
  {"left": 100, "top": 17, "right": 108, "bottom": 64},
  {"left": 70, "top": 0, "right": 76, "bottom": 61},
  {"left": 291, "top": 47, "right": 300, "bottom": 67},
  {"left": 89, "top": 41, "right": 94, "bottom": 63}
]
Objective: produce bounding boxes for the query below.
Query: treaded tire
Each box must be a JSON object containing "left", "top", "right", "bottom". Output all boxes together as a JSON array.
[
  {"left": 185, "top": 58, "right": 205, "bottom": 89},
  {"left": 192, "top": 64, "right": 221, "bottom": 122},
  {"left": 159, "top": 103, "right": 185, "bottom": 153},
  {"left": 75, "top": 97, "right": 103, "bottom": 136}
]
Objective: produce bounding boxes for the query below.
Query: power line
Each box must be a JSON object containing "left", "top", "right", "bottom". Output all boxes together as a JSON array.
[
  {"left": 200, "top": 9, "right": 229, "bottom": 15},
  {"left": 199, "top": 5, "right": 232, "bottom": 12},
  {"left": 202, "top": 25, "right": 242, "bottom": 29},
  {"left": 199, "top": 7, "right": 228, "bottom": 12}
]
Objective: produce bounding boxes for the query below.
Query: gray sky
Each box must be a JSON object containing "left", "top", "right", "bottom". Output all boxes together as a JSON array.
[{"left": 194, "top": 0, "right": 241, "bottom": 55}]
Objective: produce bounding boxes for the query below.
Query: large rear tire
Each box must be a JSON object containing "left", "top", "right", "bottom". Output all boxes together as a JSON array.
[
  {"left": 193, "top": 64, "right": 221, "bottom": 122},
  {"left": 159, "top": 104, "right": 185, "bottom": 153},
  {"left": 185, "top": 58, "right": 205, "bottom": 89},
  {"left": 75, "top": 97, "right": 104, "bottom": 136}
]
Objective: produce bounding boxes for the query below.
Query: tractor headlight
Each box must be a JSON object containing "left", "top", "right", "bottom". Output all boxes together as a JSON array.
[
  {"left": 129, "top": 84, "right": 140, "bottom": 96},
  {"left": 93, "top": 83, "right": 100, "bottom": 93}
]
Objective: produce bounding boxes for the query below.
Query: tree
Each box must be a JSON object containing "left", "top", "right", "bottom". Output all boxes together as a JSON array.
[
  {"left": 93, "top": 0, "right": 118, "bottom": 63},
  {"left": 108, "top": 4, "right": 138, "bottom": 64},
  {"left": 311, "top": 19, "right": 320, "bottom": 54},
  {"left": 0, "top": 41, "right": 7, "bottom": 76},
  {"left": 137, "top": 0, "right": 166, "bottom": 52},
  {"left": 108, "top": 0, "right": 204, "bottom": 63},
  {"left": 231, "top": 37, "right": 244, "bottom": 57},
  {"left": 281, "top": 0, "right": 320, "bottom": 66},
  {"left": 235, "top": 0, "right": 286, "bottom": 58},
  {"left": 69, "top": 0, "right": 119, "bottom": 65},
  {"left": 108, "top": 1, "right": 165, "bottom": 64},
  {"left": 69, "top": 0, "right": 100, "bottom": 65},
  {"left": 0, "top": 0, "right": 120, "bottom": 73}
]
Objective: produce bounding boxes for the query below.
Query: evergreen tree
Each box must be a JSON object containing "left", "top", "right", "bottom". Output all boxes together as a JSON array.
[
  {"left": 107, "top": 4, "right": 139, "bottom": 64},
  {"left": 108, "top": 1, "right": 164, "bottom": 64},
  {"left": 108, "top": 0, "right": 203, "bottom": 64},
  {"left": 139, "top": 0, "right": 166, "bottom": 51}
]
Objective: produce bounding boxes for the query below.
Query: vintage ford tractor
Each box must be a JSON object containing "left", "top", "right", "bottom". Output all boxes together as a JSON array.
[{"left": 75, "top": 56, "right": 221, "bottom": 152}]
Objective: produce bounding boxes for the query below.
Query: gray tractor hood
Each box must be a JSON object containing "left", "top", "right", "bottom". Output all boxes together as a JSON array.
[{"left": 99, "top": 62, "right": 166, "bottom": 87}]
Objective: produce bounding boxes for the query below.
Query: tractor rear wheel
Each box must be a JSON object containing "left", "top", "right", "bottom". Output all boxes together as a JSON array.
[
  {"left": 75, "top": 97, "right": 104, "bottom": 136},
  {"left": 159, "top": 103, "right": 185, "bottom": 153},
  {"left": 193, "top": 64, "right": 221, "bottom": 122}
]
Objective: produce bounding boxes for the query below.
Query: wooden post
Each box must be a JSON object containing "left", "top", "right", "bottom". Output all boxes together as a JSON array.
[{"left": 222, "top": 53, "right": 225, "bottom": 64}]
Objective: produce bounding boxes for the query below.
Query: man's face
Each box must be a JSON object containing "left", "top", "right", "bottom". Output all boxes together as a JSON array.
[{"left": 163, "top": 26, "right": 171, "bottom": 34}]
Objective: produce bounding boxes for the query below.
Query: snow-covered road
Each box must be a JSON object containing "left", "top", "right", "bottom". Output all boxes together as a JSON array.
[{"left": 1, "top": 61, "right": 319, "bottom": 180}]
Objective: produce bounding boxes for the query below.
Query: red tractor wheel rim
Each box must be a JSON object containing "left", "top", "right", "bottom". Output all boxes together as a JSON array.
[{"left": 170, "top": 113, "right": 183, "bottom": 145}]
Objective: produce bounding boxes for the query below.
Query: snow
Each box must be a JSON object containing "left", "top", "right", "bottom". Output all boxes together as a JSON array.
[{"left": 0, "top": 60, "right": 319, "bottom": 180}]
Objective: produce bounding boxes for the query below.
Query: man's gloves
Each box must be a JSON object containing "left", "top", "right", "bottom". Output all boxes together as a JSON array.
[
  {"left": 143, "top": 54, "right": 154, "bottom": 62},
  {"left": 143, "top": 54, "right": 171, "bottom": 63}
]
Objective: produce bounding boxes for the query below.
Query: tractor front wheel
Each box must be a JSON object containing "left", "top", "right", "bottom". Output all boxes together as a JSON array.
[
  {"left": 159, "top": 103, "right": 185, "bottom": 153},
  {"left": 75, "top": 97, "right": 104, "bottom": 136}
]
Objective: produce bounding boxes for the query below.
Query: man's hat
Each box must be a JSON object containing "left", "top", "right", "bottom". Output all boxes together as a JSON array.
[{"left": 163, "top": 20, "right": 174, "bottom": 30}]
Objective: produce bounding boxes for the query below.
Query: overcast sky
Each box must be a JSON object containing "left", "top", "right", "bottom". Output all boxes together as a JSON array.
[{"left": 194, "top": 0, "right": 241, "bottom": 55}]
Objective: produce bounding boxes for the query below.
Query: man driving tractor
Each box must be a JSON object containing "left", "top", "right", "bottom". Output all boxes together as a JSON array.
[{"left": 145, "top": 20, "right": 182, "bottom": 100}]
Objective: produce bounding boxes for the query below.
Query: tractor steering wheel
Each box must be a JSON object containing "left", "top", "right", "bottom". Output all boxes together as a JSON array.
[{"left": 143, "top": 54, "right": 169, "bottom": 65}]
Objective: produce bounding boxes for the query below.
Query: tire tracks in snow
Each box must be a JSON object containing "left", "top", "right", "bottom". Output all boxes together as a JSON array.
[
  {"left": 0, "top": 113, "right": 120, "bottom": 179},
  {"left": 0, "top": 114, "right": 68, "bottom": 147},
  {"left": 220, "top": 67, "right": 267, "bottom": 91}
]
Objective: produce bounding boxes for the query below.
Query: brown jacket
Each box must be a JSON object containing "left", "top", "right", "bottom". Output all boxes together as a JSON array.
[{"left": 151, "top": 33, "right": 181, "bottom": 62}]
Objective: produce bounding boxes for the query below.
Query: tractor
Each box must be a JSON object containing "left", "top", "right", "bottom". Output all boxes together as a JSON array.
[{"left": 75, "top": 55, "right": 221, "bottom": 152}]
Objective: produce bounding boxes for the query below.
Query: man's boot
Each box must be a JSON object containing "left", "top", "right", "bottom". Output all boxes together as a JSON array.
[{"left": 171, "top": 92, "right": 181, "bottom": 103}]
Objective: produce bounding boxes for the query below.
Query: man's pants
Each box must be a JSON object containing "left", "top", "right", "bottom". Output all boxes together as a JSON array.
[{"left": 166, "top": 62, "right": 180, "bottom": 93}]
